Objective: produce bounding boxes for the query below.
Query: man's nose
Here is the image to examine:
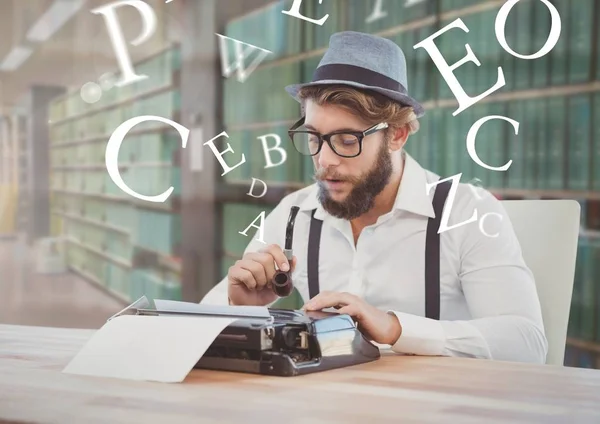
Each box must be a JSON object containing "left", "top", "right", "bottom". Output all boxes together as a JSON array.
[{"left": 317, "top": 141, "right": 340, "bottom": 169}]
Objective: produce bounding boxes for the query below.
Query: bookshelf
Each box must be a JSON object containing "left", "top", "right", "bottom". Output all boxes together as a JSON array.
[
  {"left": 217, "top": 0, "right": 600, "bottom": 368},
  {"left": 0, "top": 115, "right": 18, "bottom": 237},
  {"left": 13, "top": 114, "right": 28, "bottom": 237},
  {"left": 48, "top": 44, "right": 183, "bottom": 305}
]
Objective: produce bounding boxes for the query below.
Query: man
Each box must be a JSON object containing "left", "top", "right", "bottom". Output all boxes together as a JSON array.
[{"left": 201, "top": 31, "right": 548, "bottom": 364}]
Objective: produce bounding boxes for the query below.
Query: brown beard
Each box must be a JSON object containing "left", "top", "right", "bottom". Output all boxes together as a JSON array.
[{"left": 313, "top": 140, "right": 393, "bottom": 220}]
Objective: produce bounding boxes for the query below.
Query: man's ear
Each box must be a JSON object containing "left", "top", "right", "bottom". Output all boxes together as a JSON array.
[{"left": 388, "top": 125, "right": 409, "bottom": 151}]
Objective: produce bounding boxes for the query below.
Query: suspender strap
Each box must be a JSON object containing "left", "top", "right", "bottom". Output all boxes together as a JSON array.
[
  {"left": 307, "top": 209, "right": 323, "bottom": 299},
  {"left": 425, "top": 179, "right": 452, "bottom": 320},
  {"left": 306, "top": 178, "right": 452, "bottom": 317}
]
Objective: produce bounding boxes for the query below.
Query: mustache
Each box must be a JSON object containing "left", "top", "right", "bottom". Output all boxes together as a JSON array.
[{"left": 314, "top": 168, "right": 358, "bottom": 183}]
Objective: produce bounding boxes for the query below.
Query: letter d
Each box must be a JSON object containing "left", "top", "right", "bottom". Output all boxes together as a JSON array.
[{"left": 247, "top": 178, "right": 268, "bottom": 198}]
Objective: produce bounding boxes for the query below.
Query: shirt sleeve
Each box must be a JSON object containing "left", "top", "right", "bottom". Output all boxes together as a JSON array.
[{"left": 388, "top": 188, "right": 548, "bottom": 364}]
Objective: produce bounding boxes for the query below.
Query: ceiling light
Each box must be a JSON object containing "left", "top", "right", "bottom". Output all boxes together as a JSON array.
[
  {"left": 0, "top": 46, "right": 34, "bottom": 71},
  {"left": 26, "top": 0, "right": 87, "bottom": 43}
]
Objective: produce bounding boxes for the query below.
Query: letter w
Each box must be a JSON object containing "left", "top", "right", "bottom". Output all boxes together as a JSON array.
[{"left": 215, "top": 34, "right": 272, "bottom": 83}]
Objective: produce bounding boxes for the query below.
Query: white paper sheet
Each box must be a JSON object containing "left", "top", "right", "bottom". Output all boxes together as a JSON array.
[
  {"left": 153, "top": 299, "right": 271, "bottom": 319},
  {"left": 62, "top": 314, "right": 237, "bottom": 383}
]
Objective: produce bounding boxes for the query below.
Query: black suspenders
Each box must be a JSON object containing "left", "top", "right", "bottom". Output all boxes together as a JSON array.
[
  {"left": 306, "top": 179, "right": 452, "bottom": 320},
  {"left": 307, "top": 208, "right": 323, "bottom": 300}
]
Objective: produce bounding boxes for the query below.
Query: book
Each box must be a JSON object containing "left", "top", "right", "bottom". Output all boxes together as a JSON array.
[
  {"left": 485, "top": 102, "right": 508, "bottom": 189},
  {"left": 549, "top": 0, "right": 569, "bottom": 87},
  {"left": 535, "top": 99, "right": 550, "bottom": 189},
  {"left": 568, "top": 0, "right": 593, "bottom": 84},
  {"left": 501, "top": 1, "right": 519, "bottom": 91},
  {"left": 506, "top": 101, "right": 524, "bottom": 188},
  {"left": 477, "top": 9, "right": 504, "bottom": 95},
  {"left": 443, "top": 108, "right": 461, "bottom": 177},
  {"left": 593, "top": 93, "right": 600, "bottom": 191},
  {"left": 546, "top": 96, "right": 567, "bottom": 190},
  {"left": 532, "top": 0, "right": 551, "bottom": 88},
  {"left": 513, "top": 0, "right": 533, "bottom": 91},
  {"left": 523, "top": 99, "right": 538, "bottom": 189},
  {"left": 567, "top": 95, "right": 592, "bottom": 191},
  {"left": 427, "top": 107, "right": 446, "bottom": 175}
]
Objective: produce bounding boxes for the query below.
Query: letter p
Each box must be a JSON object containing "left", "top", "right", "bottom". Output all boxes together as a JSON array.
[{"left": 91, "top": 0, "right": 157, "bottom": 87}]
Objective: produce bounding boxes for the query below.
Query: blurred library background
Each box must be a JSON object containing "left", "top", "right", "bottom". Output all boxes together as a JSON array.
[{"left": 0, "top": 0, "right": 598, "bottom": 369}]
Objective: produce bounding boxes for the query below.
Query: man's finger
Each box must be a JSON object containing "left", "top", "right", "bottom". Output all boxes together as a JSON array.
[
  {"left": 229, "top": 266, "right": 257, "bottom": 290},
  {"left": 259, "top": 244, "right": 290, "bottom": 272},
  {"left": 238, "top": 258, "right": 269, "bottom": 289},
  {"left": 304, "top": 291, "right": 356, "bottom": 311},
  {"left": 337, "top": 304, "right": 360, "bottom": 317},
  {"left": 245, "top": 252, "right": 276, "bottom": 282}
]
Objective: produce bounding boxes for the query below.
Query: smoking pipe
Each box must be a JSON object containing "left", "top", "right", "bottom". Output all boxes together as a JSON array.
[{"left": 272, "top": 205, "right": 300, "bottom": 297}]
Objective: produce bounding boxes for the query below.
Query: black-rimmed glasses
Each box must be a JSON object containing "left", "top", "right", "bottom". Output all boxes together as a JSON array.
[{"left": 287, "top": 116, "right": 389, "bottom": 158}]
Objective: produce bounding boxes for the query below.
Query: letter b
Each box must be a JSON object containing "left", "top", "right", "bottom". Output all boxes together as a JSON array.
[{"left": 258, "top": 134, "right": 287, "bottom": 169}]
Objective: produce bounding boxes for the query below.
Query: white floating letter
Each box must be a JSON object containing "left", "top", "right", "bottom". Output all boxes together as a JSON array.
[
  {"left": 247, "top": 178, "right": 268, "bottom": 198},
  {"left": 105, "top": 115, "right": 189, "bottom": 202},
  {"left": 258, "top": 134, "right": 287, "bottom": 169},
  {"left": 365, "top": 0, "right": 388, "bottom": 23},
  {"left": 282, "top": 0, "right": 329, "bottom": 26},
  {"left": 91, "top": 0, "right": 157, "bottom": 87},
  {"left": 466, "top": 115, "right": 519, "bottom": 171},
  {"left": 239, "top": 211, "right": 267, "bottom": 244},
  {"left": 216, "top": 34, "right": 272, "bottom": 83},
  {"left": 414, "top": 19, "right": 505, "bottom": 116},
  {"left": 203, "top": 131, "right": 246, "bottom": 176},
  {"left": 426, "top": 174, "right": 478, "bottom": 234},
  {"left": 496, "top": 0, "right": 561, "bottom": 60},
  {"left": 479, "top": 212, "right": 503, "bottom": 238}
]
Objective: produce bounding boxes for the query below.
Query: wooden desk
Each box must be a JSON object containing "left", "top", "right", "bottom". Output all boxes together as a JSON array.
[{"left": 1, "top": 324, "right": 600, "bottom": 424}]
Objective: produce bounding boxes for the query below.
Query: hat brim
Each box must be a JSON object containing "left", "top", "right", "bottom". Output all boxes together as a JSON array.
[{"left": 285, "top": 80, "right": 425, "bottom": 118}]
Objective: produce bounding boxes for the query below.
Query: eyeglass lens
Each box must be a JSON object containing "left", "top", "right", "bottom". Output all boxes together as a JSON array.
[{"left": 291, "top": 132, "right": 360, "bottom": 157}]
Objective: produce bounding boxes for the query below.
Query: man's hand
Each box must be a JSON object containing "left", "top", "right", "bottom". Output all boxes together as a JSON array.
[
  {"left": 227, "top": 244, "right": 297, "bottom": 306},
  {"left": 302, "top": 291, "right": 402, "bottom": 345}
]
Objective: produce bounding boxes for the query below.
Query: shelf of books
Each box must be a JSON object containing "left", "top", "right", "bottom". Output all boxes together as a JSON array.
[
  {"left": 219, "top": 0, "right": 600, "bottom": 365},
  {"left": 0, "top": 115, "right": 20, "bottom": 237},
  {"left": 48, "top": 44, "right": 183, "bottom": 305},
  {"left": 13, "top": 114, "right": 28, "bottom": 237}
]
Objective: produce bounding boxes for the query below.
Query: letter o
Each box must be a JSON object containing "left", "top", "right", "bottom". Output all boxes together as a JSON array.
[{"left": 495, "top": 0, "right": 561, "bottom": 60}]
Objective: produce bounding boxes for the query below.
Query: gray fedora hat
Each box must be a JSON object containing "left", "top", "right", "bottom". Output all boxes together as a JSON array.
[{"left": 285, "top": 31, "right": 425, "bottom": 118}]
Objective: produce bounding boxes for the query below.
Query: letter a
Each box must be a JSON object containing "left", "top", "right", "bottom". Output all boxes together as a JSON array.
[
  {"left": 91, "top": 1, "right": 157, "bottom": 87},
  {"left": 239, "top": 211, "right": 267, "bottom": 244},
  {"left": 216, "top": 34, "right": 272, "bottom": 83}
]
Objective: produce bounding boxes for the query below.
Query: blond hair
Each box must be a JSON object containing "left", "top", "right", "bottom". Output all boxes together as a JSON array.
[{"left": 296, "top": 84, "right": 420, "bottom": 136}]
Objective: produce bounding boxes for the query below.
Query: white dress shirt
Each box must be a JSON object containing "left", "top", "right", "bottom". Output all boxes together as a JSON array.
[{"left": 201, "top": 152, "right": 548, "bottom": 364}]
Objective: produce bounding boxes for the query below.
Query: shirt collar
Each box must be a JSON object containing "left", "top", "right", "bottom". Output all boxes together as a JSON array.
[
  {"left": 298, "top": 151, "right": 436, "bottom": 220},
  {"left": 392, "top": 151, "right": 436, "bottom": 219}
]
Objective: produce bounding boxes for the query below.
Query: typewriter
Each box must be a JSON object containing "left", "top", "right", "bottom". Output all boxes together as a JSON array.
[
  {"left": 111, "top": 297, "right": 381, "bottom": 377},
  {"left": 194, "top": 308, "right": 381, "bottom": 376}
]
